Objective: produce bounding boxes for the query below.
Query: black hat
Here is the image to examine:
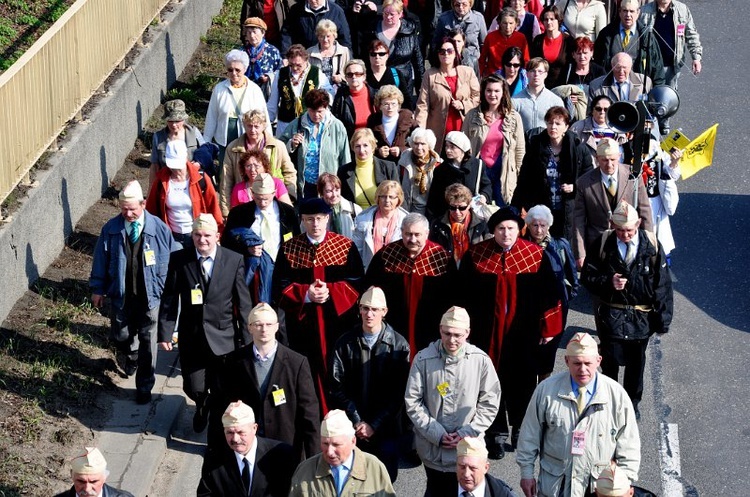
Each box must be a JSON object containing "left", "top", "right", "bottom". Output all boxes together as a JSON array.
[
  {"left": 488, "top": 206, "right": 523, "bottom": 232},
  {"left": 299, "top": 197, "right": 333, "bottom": 216}
]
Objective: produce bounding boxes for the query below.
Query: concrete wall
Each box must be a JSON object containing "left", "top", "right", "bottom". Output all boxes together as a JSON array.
[{"left": 0, "top": 0, "right": 224, "bottom": 323}]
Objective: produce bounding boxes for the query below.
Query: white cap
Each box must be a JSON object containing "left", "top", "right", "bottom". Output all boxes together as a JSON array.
[
  {"left": 222, "top": 401, "right": 256, "bottom": 427},
  {"left": 118, "top": 180, "right": 144, "bottom": 202},
  {"left": 320, "top": 409, "right": 355, "bottom": 437},
  {"left": 71, "top": 447, "right": 107, "bottom": 475},
  {"left": 440, "top": 306, "right": 470, "bottom": 330},
  {"left": 165, "top": 140, "right": 188, "bottom": 169}
]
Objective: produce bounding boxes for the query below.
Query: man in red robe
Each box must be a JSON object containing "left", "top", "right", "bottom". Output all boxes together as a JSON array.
[
  {"left": 273, "top": 198, "right": 364, "bottom": 413},
  {"left": 366, "top": 213, "right": 457, "bottom": 359},
  {"left": 460, "top": 207, "right": 562, "bottom": 459}
]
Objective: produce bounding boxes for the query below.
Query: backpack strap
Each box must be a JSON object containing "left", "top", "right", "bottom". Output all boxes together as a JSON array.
[{"left": 391, "top": 67, "right": 400, "bottom": 88}]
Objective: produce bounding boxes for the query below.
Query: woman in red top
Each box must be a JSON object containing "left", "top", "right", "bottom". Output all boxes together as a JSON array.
[
  {"left": 530, "top": 5, "right": 576, "bottom": 89},
  {"left": 479, "top": 8, "right": 530, "bottom": 78}
]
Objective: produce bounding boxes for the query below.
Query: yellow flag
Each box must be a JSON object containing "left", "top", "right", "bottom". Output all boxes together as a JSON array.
[{"left": 680, "top": 124, "right": 718, "bottom": 180}]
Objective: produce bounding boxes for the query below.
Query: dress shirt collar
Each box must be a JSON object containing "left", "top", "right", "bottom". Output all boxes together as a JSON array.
[
  {"left": 253, "top": 341, "right": 278, "bottom": 362},
  {"left": 234, "top": 437, "right": 259, "bottom": 479},
  {"left": 458, "top": 478, "right": 487, "bottom": 497}
]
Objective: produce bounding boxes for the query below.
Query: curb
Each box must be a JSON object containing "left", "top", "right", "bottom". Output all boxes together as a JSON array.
[{"left": 97, "top": 350, "right": 188, "bottom": 497}]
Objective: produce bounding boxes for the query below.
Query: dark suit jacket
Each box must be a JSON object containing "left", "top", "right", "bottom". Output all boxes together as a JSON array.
[
  {"left": 197, "top": 437, "right": 295, "bottom": 497},
  {"left": 158, "top": 246, "right": 253, "bottom": 369},
  {"left": 54, "top": 484, "right": 134, "bottom": 497},
  {"left": 573, "top": 164, "right": 654, "bottom": 261},
  {"left": 210, "top": 343, "right": 320, "bottom": 461},
  {"left": 221, "top": 199, "right": 301, "bottom": 256},
  {"left": 337, "top": 157, "right": 399, "bottom": 206},
  {"left": 484, "top": 473, "right": 518, "bottom": 497}
]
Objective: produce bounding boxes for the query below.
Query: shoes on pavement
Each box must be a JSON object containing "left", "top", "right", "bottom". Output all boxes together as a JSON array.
[
  {"left": 124, "top": 358, "right": 138, "bottom": 377},
  {"left": 136, "top": 391, "right": 152, "bottom": 405}
]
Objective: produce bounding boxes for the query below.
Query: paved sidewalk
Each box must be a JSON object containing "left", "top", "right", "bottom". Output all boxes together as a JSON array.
[{"left": 95, "top": 349, "right": 188, "bottom": 497}]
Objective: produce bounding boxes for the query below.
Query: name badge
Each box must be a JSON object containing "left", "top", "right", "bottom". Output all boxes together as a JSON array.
[
  {"left": 272, "top": 387, "right": 287, "bottom": 406},
  {"left": 283, "top": 232, "right": 293, "bottom": 242},
  {"left": 144, "top": 249, "right": 156, "bottom": 266},
  {"left": 436, "top": 382, "right": 450, "bottom": 398},
  {"left": 676, "top": 24, "right": 685, "bottom": 37},
  {"left": 571, "top": 429, "right": 586, "bottom": 455},
  {"left": 191, "top": 288, "right": 203, "bottom": 305}
]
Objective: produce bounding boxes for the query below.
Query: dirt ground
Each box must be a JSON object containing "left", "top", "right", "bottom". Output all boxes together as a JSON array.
[{"left": 0, "top": 0, "right": 241, "bottom": 494}]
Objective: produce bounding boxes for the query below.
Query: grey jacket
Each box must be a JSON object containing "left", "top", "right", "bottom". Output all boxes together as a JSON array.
[
  {"left": 405, "top": 340, "right": 500, "bottom": 472},
  {"left": 640, "top": 0, "right": 703, "bottom": 69}
]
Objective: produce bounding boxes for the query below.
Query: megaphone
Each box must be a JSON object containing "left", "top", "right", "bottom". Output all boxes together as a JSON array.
[
  {"left": 646, "top": 85, "right": 680, "bottom": 119},
  {"left": 607, "top": 101, "right": 640, "bottom": 133}
]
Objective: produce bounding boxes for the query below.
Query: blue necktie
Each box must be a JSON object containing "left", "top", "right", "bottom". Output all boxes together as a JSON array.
[
  {"left": 333, "top": 465, "right": 345, "bottom": 495},
  {"left": 129, "top": 220, "right": 140, "bottom": 244}
]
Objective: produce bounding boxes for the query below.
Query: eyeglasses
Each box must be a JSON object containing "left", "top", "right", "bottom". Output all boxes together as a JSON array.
[
  {"left": 380, "top": 101, "right": 399, "bottom": 107},
  {"left": 529, "top": 69, "right": 547, "bottom": 75},
  {"left": 438, "top": 48, "right": 455, "bottom": 55},
  {"left": 593, "top": 106, "right": 610, "bottom": 112},
  {"left": 505, "top": 62, "right": 521, "bottom": 68},
  {"left": 345, "top": 71, "right": 365, "bottom": 78},
  {"left": 448, "top": 205, "right": 469, "bottom": 211},
  {"left": 370, "top": 52, "right": 388, "bottom": 57}
]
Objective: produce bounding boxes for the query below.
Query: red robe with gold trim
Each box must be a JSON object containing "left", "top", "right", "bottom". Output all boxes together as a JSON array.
[
  {"left": 366, "top": 240, "right": 457, "bottom": 359},
  {"left": 460, "top": 237, "right": 562, "bottom": 428},
  {"left": 273, "top": 232, "right": 363, "bottom": 413}
]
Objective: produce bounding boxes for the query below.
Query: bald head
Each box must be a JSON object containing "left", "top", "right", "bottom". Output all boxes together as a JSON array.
[{"left": 611, "top": 53, "right": 633, "bottom": 83}]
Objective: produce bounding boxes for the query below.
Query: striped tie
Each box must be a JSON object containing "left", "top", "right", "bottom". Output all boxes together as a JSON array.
[{"left": 129, "top": 220, "right": 140, "bottom": 244}]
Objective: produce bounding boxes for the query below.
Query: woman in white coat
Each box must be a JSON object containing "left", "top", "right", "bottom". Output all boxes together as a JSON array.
[{"left": 352, "top": 180, "right": 409, "bottom": 269}]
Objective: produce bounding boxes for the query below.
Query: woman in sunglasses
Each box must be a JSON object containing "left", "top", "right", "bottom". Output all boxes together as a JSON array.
[
  {"left": 496, "top": 46, "right": 528, "bottom": 97},
  {"left": 568, "top": 94, "right": 628, "bottom": 159},
  {"left": 428, "top": 183, "right": 491, "bottom": 266},
  {"left": 415, "top": 37, "right": 480, "bottom": 153},
  {"left": 364, "top": 40, "right": 412, "bottom": 109},
  {"left": 331, "top": 59, "right": 376, "bottom": 138}
]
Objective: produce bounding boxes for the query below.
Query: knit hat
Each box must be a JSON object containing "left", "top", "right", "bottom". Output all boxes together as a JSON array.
[
  {"left": 192, "top": 213, "right": 218, "bottom": 233},
  {"left": 440, "top": 306, "right": 470, "bottom": 330},
  {"left": 165, "top": 140, "right": 188, "bottom": 169},
  {"left": 565, "top": 332, "right": 599, "bottom": 357},
  {"left": 71, "top": 447, "right": 107, "bottom": 475},
  {"left": 248, "top": 303, "right": 277, "bottom": 325},
  {"left": 222, "top": 401, "right": 256, "bottom": 427},
  {"left": 444, "top": 131, "right": 472, "bottom": 153},
  {"left": 611, "top": 200, "right": 639, "bottom": 228},
  {"left": 457, "top": 437, "right": 489, "bottom": 458},
  {"left": 118, "top": 180, "right": 144, "bottom": 202},
  {"left": 320, "top": 409, "right": 355, "bottom": 437},
  {"left": 252, "top": 172, "right": 276, "bottom": 195},
  {"left": 360, "top": 286, "right": 387, "bottom": 308}
]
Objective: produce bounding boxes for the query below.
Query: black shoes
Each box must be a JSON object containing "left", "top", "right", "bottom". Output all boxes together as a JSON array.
[
  {"left": 124, "top": 358, "right": 138, "bottom": 377},
  {"left": 193, "top": 403, "right": 209, "bottom": 433},
  {"left": 136, "top": 391, "right": 152, "bottom": 405}
]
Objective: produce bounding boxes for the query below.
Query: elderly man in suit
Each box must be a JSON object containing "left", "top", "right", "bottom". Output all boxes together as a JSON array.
[
  {"left": 158, "top": 214, "right": 254, "bottom": 432},
  {"left": 54, "top": 447, "right": 134, "bottom": 497},
  {"left": 589, "top": 53, "right": 652, "bottom": 105},
  {"left": 208, "top": 303, "right": 320, "bottom": 462},
  {"left": 572, "top": 138, "right": 653, "bottom": 268},
  {"left": 198, "top": 401, "right": 296, "bottom": 496}
]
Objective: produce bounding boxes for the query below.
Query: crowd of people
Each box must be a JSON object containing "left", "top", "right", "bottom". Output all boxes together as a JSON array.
[{"left": 80, "top": 0, "right": 702, "bottom": 495}]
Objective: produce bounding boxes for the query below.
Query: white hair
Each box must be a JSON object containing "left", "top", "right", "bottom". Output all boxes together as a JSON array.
[
  {"left": 407, "top": 128, "right": 437, "bottom": 150},
  {"left": 525, "top": 204, "right": 554, "bottom": 227},
  {"left": 225, "top": 49, "right": 250, "bottom": 70},
  {"left": 402, "top": 213, "right": 429, "bottom": 232}
]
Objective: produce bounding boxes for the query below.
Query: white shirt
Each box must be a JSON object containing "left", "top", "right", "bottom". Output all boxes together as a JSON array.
[
  {"left": 124, "top": 213, "right": 146, "bottom": 239},
  {"left": 458, "top": 479, "right": 487, "bottom": 497},
  {"left": 234, "top": 437, "right": 259, "bottom": 487},
  {"left": 195, "top": 246, "right": 218, "bottom": 279},
  {"left": 600, "top": 170, "right": 617, "bottom": 190},
  {"left": 166, "top": 179, "right": 193, "bottom": 233},
  {"left": 617, "top": 232, "right": 640, "bottom": 262}
]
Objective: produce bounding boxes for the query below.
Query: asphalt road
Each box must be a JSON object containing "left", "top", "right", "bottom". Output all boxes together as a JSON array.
[{"left": 149, "top": 1, "right": 746, "bottom": 495}]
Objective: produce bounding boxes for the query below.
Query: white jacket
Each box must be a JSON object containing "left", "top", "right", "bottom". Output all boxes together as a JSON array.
[
  {"left": 648, "top": 153, "right": 681, "bottom": 255},
  {"left": 204, "top": 78, "right": 269, "bottom": 147},
  {"left": 516, "top": 371, "right": 640, "bottom": 497}
]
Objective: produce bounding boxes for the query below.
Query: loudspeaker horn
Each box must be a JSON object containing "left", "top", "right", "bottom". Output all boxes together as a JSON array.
[
  {"left": 647, "top": 85, "right": 680, "bottom": 119},
  {"left": 607, "top": 101, "right": 640, "bottom": 133}
]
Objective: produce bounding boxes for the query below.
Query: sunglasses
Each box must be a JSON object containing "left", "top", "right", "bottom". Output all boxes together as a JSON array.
[
  {"left": 370, "top": 52, "right": 388, "bottom": 57},
  {"left": 345, "top": 71, "right": 365, "bottom": 78},
  {"left": 593, "top": 106, "right": 610, "bottom": 112},
  {"left": 448, "top": 205, "right": 469, "bottom": 211},
  {"left": 438, "top": 48, "right": 455, "bottom": 55},
  {"left": 505, "top": 62, "right": 522, "bottom": 68}
]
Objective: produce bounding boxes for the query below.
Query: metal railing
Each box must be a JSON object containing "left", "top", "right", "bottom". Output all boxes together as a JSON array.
[{"left": 0, "top": 0, "right": 169, "bottom": 207}]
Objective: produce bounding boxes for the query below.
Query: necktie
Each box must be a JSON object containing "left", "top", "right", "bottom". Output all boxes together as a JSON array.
[
  {"left": 200, "top": 256, "right": 211, "bottom": 283},
  {"left": 623, "top": 30, "right": 631, "bottom": 48},
  {"left": 260, "top": 212, "right": 273, "bottom": 254},
  {"left": 625, "top": 241, "right": 636, "bottom": 265},
  {"left": 333, "top": 465, "right": 345, "bottom": 495},
  {"left": 462, "top": 492, "right": 476, "bottom": 497},
  {"left": 607, "top": 177, "right": 617, "bottom": 197},
  {"left": 577, "top": 385, "right": 587, "bottom": 415},
  {"left": 129, "top": 220, "right": 140, "bottom": 244},
  {"left": 241, "top": 457, "right": 250, "bottom": 493},
  {"left": 618, "top": 82, "right": 628, "bottom": 101}
]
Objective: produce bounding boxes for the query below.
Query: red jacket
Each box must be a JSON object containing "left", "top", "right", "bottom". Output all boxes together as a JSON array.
[
  {"left": 145, "top": 161, "right": 224, "bottom": 233},
  {"left": 479, "top": 30, "right": 530, "bottom": 78}
]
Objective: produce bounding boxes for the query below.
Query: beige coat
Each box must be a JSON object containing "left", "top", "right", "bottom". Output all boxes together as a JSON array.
[
  {"left": 219, "top": 130, "right": 297, "bottom": 216},
  {"left": 414, "top": 66, "right": 480, "bottom": 152},
  {"left": 462, "top": 108, "right": 525, "bottom": 205},
  {"left": 288, "top": 447, "right": 396, "bottom": 497}
]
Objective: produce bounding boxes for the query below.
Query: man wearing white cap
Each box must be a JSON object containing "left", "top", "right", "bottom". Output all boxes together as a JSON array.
[
  {"left": 158, "top": 213, "right": 253, "bottom": 432},
  {"left": 54, "top": 447, "right": 134, "bottom": 497},
  {"left": 328, "top": 286, "right": 410, "bottom": 482},
  {"left": 456, "top": 437, "right": 517, "bottom": 497},
  {"left": 222, "top": 171, "right": 300, "bottom": 304},
  {"left": 198, "top": 401, "right": 295, "bottom": 496},
  {"left": 208, "top": 303, "right": 320, "bottom": 462},
  {"left": 89, "top": 180, "right": 176, "bottom": 404},
  {"left": 516, "top": 332, "right": 640, "bottom": 497},
  {"left": 289, "top": 409, "right": 395, "bottom": 496},
  {"left": 404, "top": 306, "right": 501, "bottom": 496},
  {"left": 572, "top": 137, "right": 653, "bottom": 268},
  {"left": 581, "top": 200, "right": 673, "bottom": 417}
]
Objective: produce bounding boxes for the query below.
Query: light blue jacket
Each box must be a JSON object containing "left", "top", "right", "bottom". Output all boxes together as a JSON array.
[{"left": 89, "top": 210, "right": 175, "bottom": 310}]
